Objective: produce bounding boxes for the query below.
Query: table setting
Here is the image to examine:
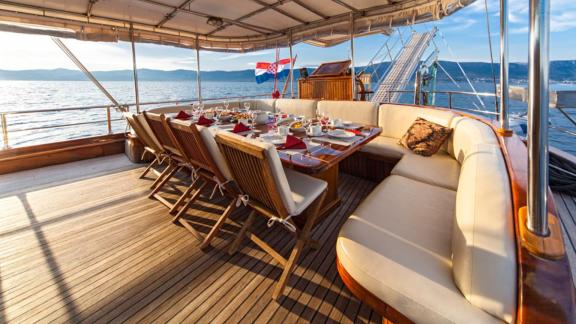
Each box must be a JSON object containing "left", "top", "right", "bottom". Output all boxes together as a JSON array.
[{"left": 168, "top": 106, "right": 381, "bottom": 168}]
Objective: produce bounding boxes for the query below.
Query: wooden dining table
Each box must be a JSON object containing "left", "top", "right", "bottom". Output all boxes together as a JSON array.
[{"left": 217, "top": 121, "right": 382, "bottom": 216}]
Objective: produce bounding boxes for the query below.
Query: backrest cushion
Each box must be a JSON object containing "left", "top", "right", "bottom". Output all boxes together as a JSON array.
[
  {"left": 216, "top": 131, "right": 296, "bottom": 214},
  {"left": 317, "top": 100, "right": 378, "bottom": 125},
  {"left": 378, "top": 104, "right": 456, "bottom": 139},
  {"left": 241, "top": 99, "right": 276, "bottom": 112},
  {"left": 275, "top": 99, "right": 317, "bottom": 118},
  {"left": 197, "top": 126, "right": 233, "bottom": 181},
  {"left": 452, "top": 144, "right": 517, "bottom": 323},
  {"left": 147, "top": 105, "right": 192, "bottom": 114},
  {"left": 135, "top": 114, "right": 163, "bottom": 151},
  {"left": 448, "top": 117, "right": 499, "bottom": 163}
]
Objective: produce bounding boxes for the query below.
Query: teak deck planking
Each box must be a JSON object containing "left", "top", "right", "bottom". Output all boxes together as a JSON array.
[
  {"left": 0, "top": 154, "right": 380, "bottom": 323},
  {"left": 1, "top": 154, "right": 574, "bottom": 323}
]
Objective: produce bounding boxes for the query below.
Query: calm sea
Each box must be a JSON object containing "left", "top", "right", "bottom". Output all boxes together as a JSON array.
[{"left": 0, "top": 80, "right": 574, "bottom": 155}]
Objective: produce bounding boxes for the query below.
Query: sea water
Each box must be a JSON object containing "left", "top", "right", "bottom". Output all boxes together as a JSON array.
[{"left": 0, "top": 80, "right": 574, "bottom": 154}]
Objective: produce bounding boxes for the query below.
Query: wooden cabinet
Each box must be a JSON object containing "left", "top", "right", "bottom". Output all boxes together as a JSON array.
[{"left": 298, "top": 76, "right": 353, "bottom": 101}]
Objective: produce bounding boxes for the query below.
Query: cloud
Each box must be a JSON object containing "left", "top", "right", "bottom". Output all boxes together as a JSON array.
[
  {"left": 551, "top": 11, "right": 576, "bottom": 32},
  {"left": 510, "top": 26, "right": 529, "bottom": 34}
]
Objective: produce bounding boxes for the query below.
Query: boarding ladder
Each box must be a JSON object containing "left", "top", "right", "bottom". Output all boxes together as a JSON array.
[{"left": 371, "top": 28, "right": 437, "bottom": 103}]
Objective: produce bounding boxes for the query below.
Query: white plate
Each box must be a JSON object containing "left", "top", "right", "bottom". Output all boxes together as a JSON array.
[
  {"left": 259, "top": 134, "right": 285, "bottom": 145},
  {"left": 327, "top": 130, "right": 355, "bottom": 139}
]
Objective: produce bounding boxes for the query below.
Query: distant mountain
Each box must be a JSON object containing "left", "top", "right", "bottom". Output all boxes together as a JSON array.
[{"left": 0, "top": 60, "right": 575, "bottom": 82}]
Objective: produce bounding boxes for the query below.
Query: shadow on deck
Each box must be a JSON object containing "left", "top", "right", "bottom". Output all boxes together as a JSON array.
[{"left": 0, "top": 155, "right": 382, "bottom": 323}]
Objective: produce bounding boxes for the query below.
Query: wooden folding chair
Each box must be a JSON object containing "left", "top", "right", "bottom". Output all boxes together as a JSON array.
[
  {"left": 164, "top": 118, "right": 240, "bottom": 248},
  {"left": 143, "top": 112, "right": 195, "bottom": 211},
  {"left": 215, "top": 131, "right": 328, "bottom": 299},
  {"left": 124, "top": 112, "right": 167, "bottom": 180}
]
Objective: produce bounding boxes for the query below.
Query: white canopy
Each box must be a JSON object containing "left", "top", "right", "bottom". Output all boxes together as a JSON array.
[{"left": 0, "top": 0, "right": 474, "bottom": 52}]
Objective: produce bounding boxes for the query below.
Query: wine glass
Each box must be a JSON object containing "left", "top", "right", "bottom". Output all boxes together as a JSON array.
[
  {"left": 243, "top": 102, "right": 251, "bottom": 111},
  {"left": 224, "top": 99, "right": 230, "bottom": 110}
]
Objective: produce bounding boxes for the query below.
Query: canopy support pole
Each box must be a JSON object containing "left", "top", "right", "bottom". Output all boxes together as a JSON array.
[
  {"left": 130, "top": 24, "right": 140, "bottom": 113},
  {"left": 527, "top": 0, "right": 550, "bottom": 236},
  {"left": 349, "top": 13, "right": 356, "bottom": 100},
  {"left": 289, "top": 32, "right": 294, "bottom": 99},
  {"left": 196, "top": 36, "right": 202, "bottom": 103},
  {"left": 51, "top": 37, "right": 122, "bottom": 108},
  {"left": 498, "top": 0, "right": 511, "bottom": 135}
]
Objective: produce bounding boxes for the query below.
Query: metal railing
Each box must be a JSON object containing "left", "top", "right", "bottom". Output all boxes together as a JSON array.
[
  {"left": 0, "top": 93, "right": 270, "bottom": 149},
  {"left": 377, "top": 89, "right": 576, "bottom": 139},
  {"left": 376, "top": 89, "right": 500, "bottom": 116}
]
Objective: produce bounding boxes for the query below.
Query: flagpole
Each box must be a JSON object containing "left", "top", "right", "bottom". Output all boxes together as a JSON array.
[
  {"left": 349, "top": 13, "right": 356, "bottom": 100},
  {"left": 289, "top": 31, "right": 294, "bottom": 98}
]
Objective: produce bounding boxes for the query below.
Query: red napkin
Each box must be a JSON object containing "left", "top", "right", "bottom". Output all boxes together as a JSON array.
[
  {"left": 280, "top": 135, "right": 306, "bottom": 150},
  {"left": 232, "top": 122, "right": 251, "bottom": 133},
  {"left": 197, "top": 115, "right": 214, "bottom": 126},
  {"left": 175, "top": 110, "right": 191, "bottom": 120},
  {"left": 349, "top": 129, "right": 363, "bottom": 135}
]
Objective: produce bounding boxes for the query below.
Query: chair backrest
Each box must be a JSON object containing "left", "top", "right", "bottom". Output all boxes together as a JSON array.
[
  {"left": 124, "top": 112, "right": 162, "bottom": 153},
  {"left": 215, "top": 131, "right": 295, "bottom": 218},
  {"left": 143, "top": 112, "right": 181, "bottom": 157},
  {"left": 164, "top": 118, "right": 226, "bottom": 181},
  {"left": 317, "top": 100, "right": 378, "bottom": 125}
]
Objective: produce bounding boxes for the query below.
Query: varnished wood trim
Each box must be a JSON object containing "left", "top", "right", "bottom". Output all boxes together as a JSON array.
[
  {"left": 518, "top": 207, "right": 565, "bottom": 259},
  {"left": 336, "top": 257, "right": 413, "bottom": 324},
  {"left": 0, "top": 134, "right": 125, "bottom": 175}
]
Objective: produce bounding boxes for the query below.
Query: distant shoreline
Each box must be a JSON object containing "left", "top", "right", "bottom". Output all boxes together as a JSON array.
[{"left": 1, "top": 60, "right": 575, "bottom": 82}]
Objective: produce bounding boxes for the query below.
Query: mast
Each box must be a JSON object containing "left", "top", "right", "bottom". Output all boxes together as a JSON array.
[
  {"left": 527, "top": 0, "right": 550, "bottom": 236},
  {"left": 130, "top": 24, "right": 140, "bottom": 113}
]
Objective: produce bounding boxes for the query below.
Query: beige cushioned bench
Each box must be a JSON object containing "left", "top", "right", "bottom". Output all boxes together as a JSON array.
[
  {"left": 317, "top": 100, "right": 379, "bottom": 126},
  {"left": 337, "top": 104, "right": 517, "bottom": 323}
]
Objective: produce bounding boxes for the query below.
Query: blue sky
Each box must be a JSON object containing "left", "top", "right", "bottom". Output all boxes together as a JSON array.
[{"left": 0, "top": 0, "right": 574, "bottom": 71}]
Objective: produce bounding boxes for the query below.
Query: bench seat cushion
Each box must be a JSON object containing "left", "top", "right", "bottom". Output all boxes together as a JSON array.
[
  {"left": 337, "top": 175, "right": 500, "bottom": 324},
  {"left": 391, "top": 153, "right": 460, "bottom": 191},
  {"left": 360, "top": 136, "right": 409, "bottom": 160}
]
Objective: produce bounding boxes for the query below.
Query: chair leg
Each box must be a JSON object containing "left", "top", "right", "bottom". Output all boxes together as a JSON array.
[
  {"left": 272, "top": 190, "right": 327, "bottom": 300},
  {"left": 172, "top": 180, "right": 208, "bottom": 223},
  {"left": 149, "top": 162, "right": 174, "bottom": 190},
  {"left": 200, "top": 199, "right": 237, "bottom": 250},
  {"left": 228, "top": 209, "right": 256, "bottom": 255},
  {"left": 273, "top": 237, "right": 306, "bottom": 300},
  {"left": 148, "top": 165, "right": 179, "bottom": 198},
  {"left": 139, "top": 156, "right": 159, "bottom": 179},
  {"left": 169, "top": 177, "right": 199, "bottom": 214}
]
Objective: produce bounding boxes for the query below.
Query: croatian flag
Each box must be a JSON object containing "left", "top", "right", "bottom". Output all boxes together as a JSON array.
[{"left": 255, "top": 58, "right": 291, "bottom": 84}]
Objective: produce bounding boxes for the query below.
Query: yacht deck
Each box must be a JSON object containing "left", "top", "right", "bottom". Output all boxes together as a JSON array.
[
  {"left": 0, "top": 155, "right": 382, "bottom": 323},
  {"left": 555, "top": 191, "right": 576, "bottom": 281}
]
